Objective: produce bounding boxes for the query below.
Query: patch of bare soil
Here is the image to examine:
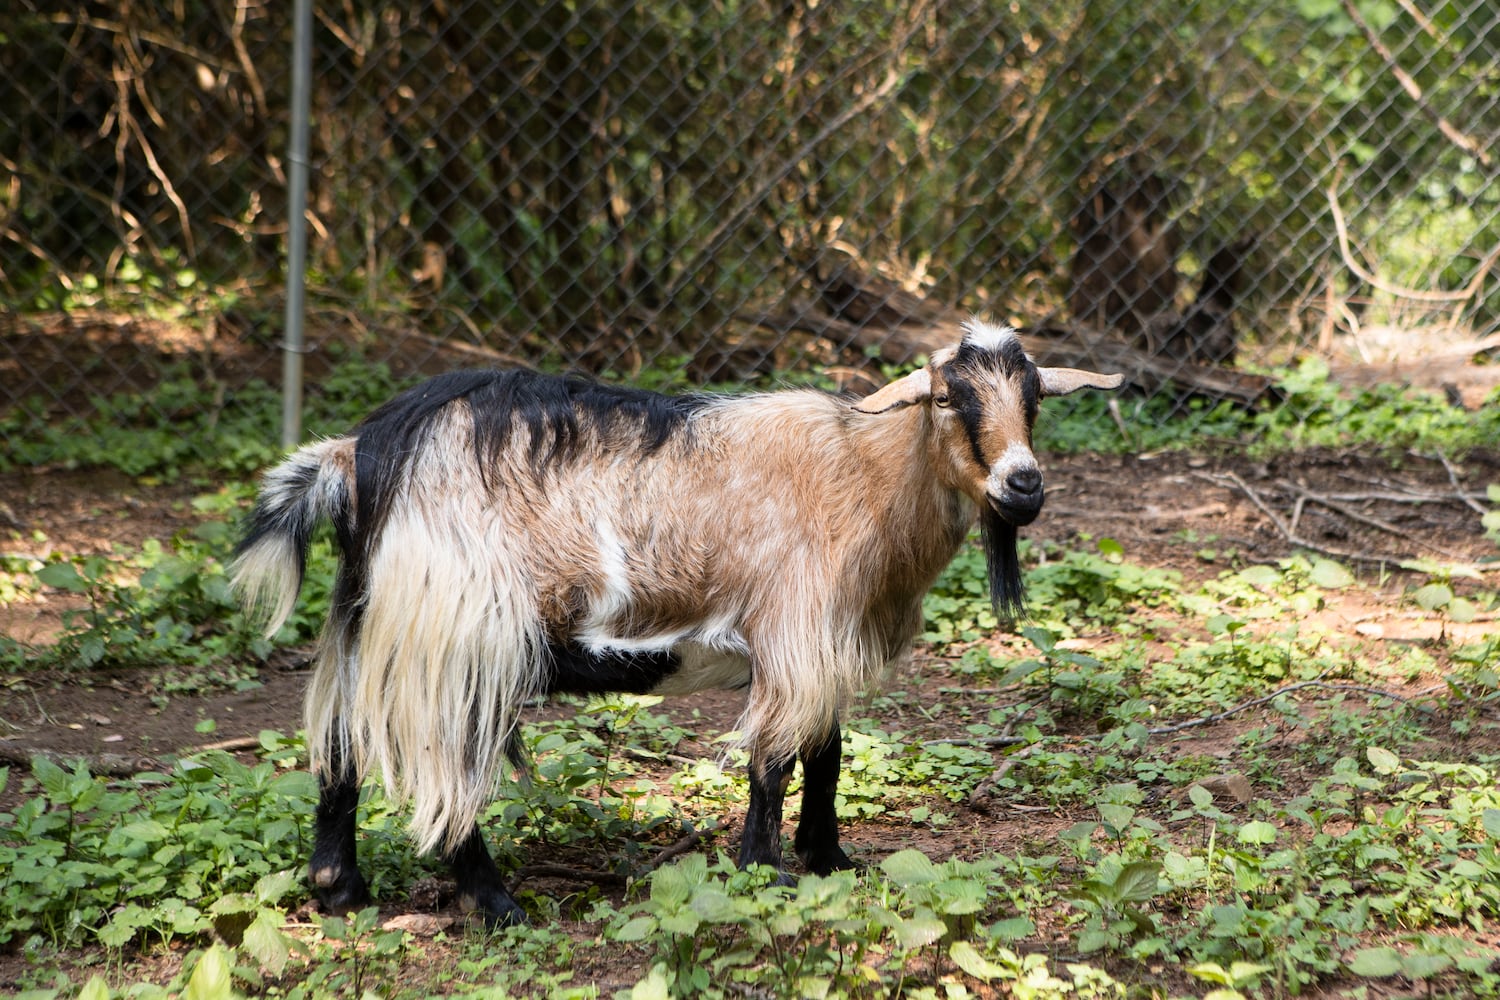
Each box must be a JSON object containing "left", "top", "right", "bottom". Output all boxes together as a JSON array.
[{"left": 1040, "top": 446, "right": 1499, "bottom": 580}]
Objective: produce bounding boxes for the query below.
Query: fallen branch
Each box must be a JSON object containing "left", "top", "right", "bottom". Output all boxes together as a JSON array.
[
  {"left": 1143, "top": 680, "right": 1443, "bottom": 737},
  {"left": 1328, "top": 175, "right": 1500, "bottom": 303},
  {"left": 742, "top": 249, "right": 1276, "bottom": 405},
  {"left": 511, "top": 863, "right": 627, "bottom": 888},
  {"left": 0, "top": 745, "right": 161, "bottom": 777},
  {"left": 1274, "top": 478, "right": 1469, "bottom": 562},
  {"left": 511, "top": 820, "right": 722, "bottom": 888},
  {"left": 967, "top": 705, "right": 1035, "bottom": 811},
  {"left": 966, "top": 750, "right": 1029, "bottom": 814},
  {"left": 639, "top": 820, "right": 722, "bottom": 875},
  {"left": 1431, "top": 450, "right": 1489, "bottom": 516},
  {"left": 1288, "top": 489, "right": 1489, "bottom": 506},
  {"left": 185, "top": 735, "right": 263, "bottom": 754},
  {"left": 924, "top": 735, "right": 1029, "bottom": 749},
  {"left": 1194, "top": 470, "right": 1402, "bottom": 565},
  {"left": 1194, "top": 470, "right": 1392, "bottom": 563}
]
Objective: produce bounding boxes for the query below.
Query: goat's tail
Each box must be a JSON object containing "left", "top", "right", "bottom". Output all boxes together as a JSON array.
[{"left": 231, "top": 438, "right": 354, "bottom": 638}]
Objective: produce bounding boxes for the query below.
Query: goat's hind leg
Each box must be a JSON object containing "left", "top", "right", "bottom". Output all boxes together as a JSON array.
[
  {"left": 445, "top": 825, "right": 528, "bottom": 928},
  {"left": 794, "top": 721, "right": 857, "bottom": 875},
  {"left": 308, "top": 736, "right": 371, "bottom": 913}
]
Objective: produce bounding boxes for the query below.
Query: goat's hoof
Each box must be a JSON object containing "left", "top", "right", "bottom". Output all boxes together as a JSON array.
[
  {"left": 311, "top": 868, "right": 373, "bottom": 915},
  {"left": 460, "top": 889, "right": 528, "bottom": 929},
  {"left": 798, "top": 845, "right": 861, "bottom": 876}
]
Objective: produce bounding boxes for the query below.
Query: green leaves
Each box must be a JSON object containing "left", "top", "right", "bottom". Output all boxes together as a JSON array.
[
  {"left": 1349, "top": 945, "right": 1452, "bottom": 981},
  {"left": 1307, "top": 558, "right": 1354, "bottom": 590},
  {"left": 1235, "top": 821, "right": 1277, "bottom": 846},
  {"left": 35, "top": 560, "right": 89, "bottom": 593},
  {"left": 612, "top": 850, "right": 1026, "bottom": 996},
  {"left": 1411, "top": 581, "right": 1478, "bottom": 623},
  {"left": 21, "top": 534, "right": 305, "bottom": 674},
  {"left": 1365, "top": 746, "right": 1400, "bottom": 775},
  {"left": 1078, "top": 860, "right": 1163, "bottom": 907},
  {"left": 1, "top": 747, "right": 322, "bottom": 953},
  {"left": 879, "top": 847, "right": 938, "bottom": 884}
]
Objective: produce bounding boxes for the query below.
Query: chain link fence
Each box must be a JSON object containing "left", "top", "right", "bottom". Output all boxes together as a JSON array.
[{"left": 2, "top": 0, "right": 1498, "bottom": 446}]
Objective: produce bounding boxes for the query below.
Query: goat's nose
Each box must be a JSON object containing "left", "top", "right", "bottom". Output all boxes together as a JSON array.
[{"left": 1006, "top": 467, "right": 1042, "bottom": 497}]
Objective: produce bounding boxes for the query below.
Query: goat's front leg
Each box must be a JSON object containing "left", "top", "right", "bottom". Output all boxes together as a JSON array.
[
  {"left": 738, "top": 752, "right": 796, "bottom": 885},
  {"left": 445, "top": 825, "right": 528, "bottom": 928},
  {"left": 794, "top": 721, "right": 857, "bottom": 875},
  {"left": 308, "top": 735, "right": 371, "bottom": 914}
]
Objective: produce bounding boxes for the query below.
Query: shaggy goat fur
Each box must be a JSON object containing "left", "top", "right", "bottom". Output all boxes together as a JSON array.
[{"left": 234, "top": 320, "right": 1122, "bottom": 881}]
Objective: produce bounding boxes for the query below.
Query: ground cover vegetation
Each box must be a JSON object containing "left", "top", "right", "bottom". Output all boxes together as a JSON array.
[{"left": 1, "top": 360, "right": 1498, "bottom": 998}]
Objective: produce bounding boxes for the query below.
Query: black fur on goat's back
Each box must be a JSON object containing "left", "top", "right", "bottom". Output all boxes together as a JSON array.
[
  {"left": 351, "top": 368, "right": 713, "bottom": 549},
  {"left": 463, "top": 370, "right": 712, "bottom": 471},
  {"left": 979, "top": 507, "right": 1027, "bottom": 622}
]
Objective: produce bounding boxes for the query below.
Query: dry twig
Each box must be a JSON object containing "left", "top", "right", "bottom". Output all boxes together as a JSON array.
[
  {"left": 1329, "top": 175, "right": 1500, "bottom": 306},
  {"left": 1194, "top": 471, "right": 1387, "bottom": 564},
  {"left": 0, "top": 745, "right": 160, "bottom": 777},
  {"left": 967, "top": 705, "right": 1035, "bottom": 810},
  {"left": 639, "top": 820, "right": 723, "bottom": 875},
  {"left": 1274, "top": 478, "right": 1468, "bottom": 561},
  {"left": 1431, "top": 450, "right": 1489, "bottom": 516},
  {"left": 1143, "top": 680, "right": 1442, "bottom": 737},
  {"left": 511, "top": 863, "right": 627, "bottom": 888},
  {"left": 511, "top": 819, "right": 722, "bottom": 887}
]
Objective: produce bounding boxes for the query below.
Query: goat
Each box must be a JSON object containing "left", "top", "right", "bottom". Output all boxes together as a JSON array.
[{"left": 232, "top": 320, "right": 1123, "bottom": 926}]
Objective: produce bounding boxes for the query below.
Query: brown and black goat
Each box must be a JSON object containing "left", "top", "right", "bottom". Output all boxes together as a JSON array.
[{"left": 232, "top": 320, "right": 1123, "bottom": 926}]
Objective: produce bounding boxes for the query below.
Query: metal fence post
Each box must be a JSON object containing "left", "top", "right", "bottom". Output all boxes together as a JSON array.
[{"left": 280, "top": 0, "right": 313, "bottom": 450}]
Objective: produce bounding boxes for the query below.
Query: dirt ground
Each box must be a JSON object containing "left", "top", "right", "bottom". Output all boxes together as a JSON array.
[{"left": 1, "top": 434, "right": 1498, "bottom": 993}]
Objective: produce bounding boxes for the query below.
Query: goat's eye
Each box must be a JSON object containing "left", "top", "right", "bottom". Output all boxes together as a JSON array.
[{"left": 933, "top": 393, "right": 951, "bottom": 408}]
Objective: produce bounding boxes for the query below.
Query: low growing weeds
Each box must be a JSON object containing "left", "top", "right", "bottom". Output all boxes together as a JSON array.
[{"left": 4, "top": 693, "right": 1500, "bottom": 996}]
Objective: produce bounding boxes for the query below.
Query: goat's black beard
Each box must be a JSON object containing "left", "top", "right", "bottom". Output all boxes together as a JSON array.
[{"left": 979, "top": 506, "right": 1026, "bottom": 622}]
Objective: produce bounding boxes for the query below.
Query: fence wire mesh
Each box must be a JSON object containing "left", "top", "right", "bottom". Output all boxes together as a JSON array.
[{"left": 2, "top": 0, "right": 1498, "bottom": 447}]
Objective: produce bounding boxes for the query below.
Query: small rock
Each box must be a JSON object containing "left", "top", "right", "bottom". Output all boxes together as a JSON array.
[
  {"left": 1190, "top": 772, "right": 1252, "bottom": 807},
  {"left": 382, "top": 913, "right": 454, "bottom": 936},
  {"left": 88, "top": 714, "right": 113, "bottom": 726},
  {"left": 102, "top": 734, "right": 124, "bottom": 743}
]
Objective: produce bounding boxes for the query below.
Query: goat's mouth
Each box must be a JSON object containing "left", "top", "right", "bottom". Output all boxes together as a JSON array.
[{"left": 987, "top": 491, "right": 1043, "bottom": 527}]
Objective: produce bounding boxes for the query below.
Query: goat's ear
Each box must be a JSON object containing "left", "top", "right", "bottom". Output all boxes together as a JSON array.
[
  {"left": 851, "top": 368, "right": 932, "bottom": 414},
  {"left": 1037, "top": 367, "right": 1126, "bottom": 397}
]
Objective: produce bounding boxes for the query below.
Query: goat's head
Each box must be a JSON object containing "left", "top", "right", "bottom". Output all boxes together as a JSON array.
[{"left": 852, "top": 319, "right": 1124, "bottom": 617}]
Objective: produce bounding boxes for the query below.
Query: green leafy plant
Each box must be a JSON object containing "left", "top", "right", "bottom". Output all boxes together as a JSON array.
[
  {"left": 298, "top": 906, "right": 407, "bottom": 998},
  {"left": 1067, "top": 857, "right": 1164, "bottom": 955},
  {"left": 0, "top": 737, "right": 321, "bottom": 951}
]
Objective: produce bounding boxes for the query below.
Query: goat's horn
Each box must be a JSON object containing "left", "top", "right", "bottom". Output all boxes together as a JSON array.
[
  {"left": 1037, "top": 368, "right": 1126, "bottom": 397},
  {"left": 851, "top": 368, "right": 932, "bottom": 414}
]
